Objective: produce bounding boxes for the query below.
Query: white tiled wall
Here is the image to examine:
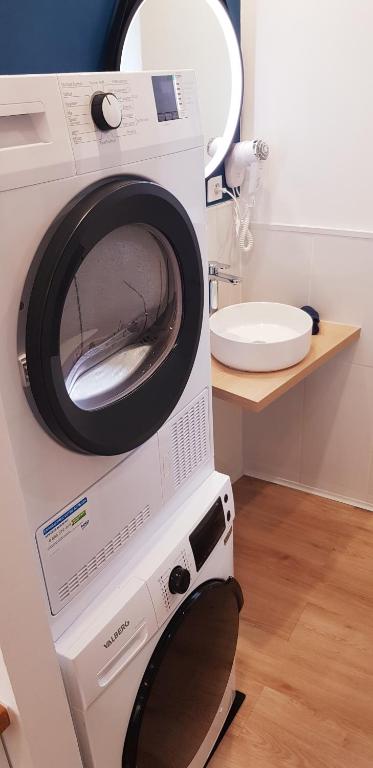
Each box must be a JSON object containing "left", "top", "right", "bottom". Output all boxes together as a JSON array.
[
  {"left": 242, "top": 228, "right": 312, "bottom": 307},
  {"left": 213, "top": 397, "right": 243, "bottom": 483},
  {"left": 206, "top": 201, "right": 241, "bottom": 298},
  {"left": 210, "top": 0, "right": 373, "bottom": 504},
  {"left": 207, "top": 202, "right": 244, "bottom": 482},
  {"left": 244, "top": 227, "right": 373, "bottom": 509},
  {"left": 247, "top": 1, "right": 373, "bottom": 232}
]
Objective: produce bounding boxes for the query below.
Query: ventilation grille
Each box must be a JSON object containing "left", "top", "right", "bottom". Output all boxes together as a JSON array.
[
  {"left": 58, "top": 505, "right": 151, "bottom": 604},
  {"left": 171, "top": 393, "right": 209, "bottom": 490}
]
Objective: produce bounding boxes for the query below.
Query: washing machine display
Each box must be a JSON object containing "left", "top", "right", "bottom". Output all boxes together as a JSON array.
[
  {"left": 20, "top": 177, "right": 203, "bottom": 455},
  {"left": 56, "top": 473, "right": 242, "bottom": 768}
]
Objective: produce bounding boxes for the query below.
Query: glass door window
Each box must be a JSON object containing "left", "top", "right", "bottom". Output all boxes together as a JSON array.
[
  {"left": 123, "top": 578, "right": 243, "bottom": 768},
  {"left": 60, "top": 224, "right": 182, "bottom": 411}
]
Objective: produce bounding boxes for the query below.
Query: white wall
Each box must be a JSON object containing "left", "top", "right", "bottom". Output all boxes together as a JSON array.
[
  {"left": 251, "top": 0, "right": 373, "bottom": 231},
  {"left": 208, "top": 202, "right": 244, "bottom": 482},
  {"left": 210, "top": 0, "right": 256, "bottom": 482},
  {"left": 239, "top": 1, "right": 373, "bottom": 508}
]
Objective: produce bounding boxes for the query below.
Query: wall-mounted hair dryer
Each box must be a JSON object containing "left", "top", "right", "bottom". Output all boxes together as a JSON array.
[
  {"left": 224, "top": 139, "right": 270, "bottom": 253},
  {"left": 225, "top": 139, "right": 269, "bottom": 188}
]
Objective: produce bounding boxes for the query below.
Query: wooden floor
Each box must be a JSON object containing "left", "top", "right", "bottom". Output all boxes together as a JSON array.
[{"left": 210, "top": 477, "right": 373, "bottom": 768}]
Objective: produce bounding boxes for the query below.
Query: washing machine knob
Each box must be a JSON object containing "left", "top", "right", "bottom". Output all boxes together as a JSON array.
[
  {"left": 169, "top": 566, "right": 191, "bottom": 595},
  {"left": 91, "top": 92, "right": 122, "bottom": 131}
]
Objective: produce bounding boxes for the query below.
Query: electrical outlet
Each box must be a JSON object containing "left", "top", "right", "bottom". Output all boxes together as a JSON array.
[{"left": 207, "top": 175, "right": 223, "bottom": 203}]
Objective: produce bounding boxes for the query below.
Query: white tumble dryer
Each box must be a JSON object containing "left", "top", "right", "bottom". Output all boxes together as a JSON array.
[
  {"left": 0, "top": 71, "right": 213, "bottom": 638},
  {"left": 56, "top": 471, "right": 243, "bottom": 768}
]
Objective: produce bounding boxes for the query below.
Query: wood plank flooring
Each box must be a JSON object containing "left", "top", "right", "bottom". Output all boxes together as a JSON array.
[{"left": 210, "top": 477, "right": 373, "bottom": 768}]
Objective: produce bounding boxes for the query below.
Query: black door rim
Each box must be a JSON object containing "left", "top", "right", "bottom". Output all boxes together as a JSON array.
[
  {"left": 22, "top": 176, "right": 204, "bottom": 455},
  {"left": 122, "top": 577, "right": 243, "bottom": 768}
]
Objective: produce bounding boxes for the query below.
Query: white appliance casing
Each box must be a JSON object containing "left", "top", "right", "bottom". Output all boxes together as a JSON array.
[
  {"left": 56, "top": 471, "right": 236, "bottom": 768},
  {"left": 0, "top": 71, "right": 213, "bottom": 639}
]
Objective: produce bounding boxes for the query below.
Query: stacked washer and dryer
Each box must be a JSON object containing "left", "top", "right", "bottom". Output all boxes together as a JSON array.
[{"left": 0, "top": 70, "right": 243, "bottom": 768}]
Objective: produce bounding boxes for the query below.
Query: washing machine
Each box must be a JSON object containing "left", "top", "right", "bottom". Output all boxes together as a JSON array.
[
  {"left": 0, "top": 71, "right": 213, "bottom": 638},
  {"left": 56, "top": 471, "right": 242, "bottom": 768}
]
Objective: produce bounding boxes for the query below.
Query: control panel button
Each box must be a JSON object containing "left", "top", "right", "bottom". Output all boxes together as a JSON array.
[
  {"left": 168, "top": 566, "right": 191, "bottom": 595},
  {"left": 91, "top": 92, "right": 122, "bottom": 131}
]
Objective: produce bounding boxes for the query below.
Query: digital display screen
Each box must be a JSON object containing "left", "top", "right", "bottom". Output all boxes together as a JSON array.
[
  {"left": 189, "top": 497, "right": 226, "bottom": 572},
  {"left": 152, "top": 75, "right": 179, "bottom": 123}
]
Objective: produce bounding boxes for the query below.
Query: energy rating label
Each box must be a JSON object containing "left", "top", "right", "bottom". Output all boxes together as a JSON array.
[{"left": 40, "top": 497, "right": 90, "bottom": 556}]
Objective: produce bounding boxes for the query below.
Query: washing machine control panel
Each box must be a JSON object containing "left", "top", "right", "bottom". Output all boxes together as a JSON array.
[
  {"left": 147, "top": 546, "right": 195, "bottom": 627},
  {"left": 146, "top": 488, "right": 233, "bottom": 628},
  {"left": 189, "top": 496, "right": 227, "bottom": 572},
  {"left": 58, "top": 71, "right": 202, "bottom": 175}
]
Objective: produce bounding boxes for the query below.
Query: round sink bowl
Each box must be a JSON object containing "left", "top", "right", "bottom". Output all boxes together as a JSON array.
[{"left": 210, "top": 302, "right": 313, "bottom": 372}]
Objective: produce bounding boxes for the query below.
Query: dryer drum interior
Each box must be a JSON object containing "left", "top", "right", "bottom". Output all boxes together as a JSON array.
[
  {"left": 20, "top": 177, "right": 204, "bottom": 455},
  {"left": 123, "top": 577, "right": 243, "bottom": 768}
]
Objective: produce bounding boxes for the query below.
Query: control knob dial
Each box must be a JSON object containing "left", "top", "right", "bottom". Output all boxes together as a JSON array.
[
  {"left": 91, "top": 92, "right": 122, "bottom": 131},
  {"left": 168, "top": 566, "right": 191, "bottom": 595}
]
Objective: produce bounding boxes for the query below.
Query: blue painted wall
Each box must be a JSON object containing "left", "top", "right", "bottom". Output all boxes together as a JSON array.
[
  {"left": 0, "top": 1, "right": 240, "bottom": 77},
  {"left": 0, "top": 0, "right": 117, "bottom": 75}
]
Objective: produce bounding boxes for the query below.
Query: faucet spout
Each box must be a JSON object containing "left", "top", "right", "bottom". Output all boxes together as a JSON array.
[
  {"left": 208, "top": 261, "right": 241, "bottom": 314},
  {"left": 215, "top": 273, "right": 241, "bottom": 285}
]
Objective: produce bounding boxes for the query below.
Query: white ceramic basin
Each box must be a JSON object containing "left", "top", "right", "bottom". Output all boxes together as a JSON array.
[{"left": 210, "top": 302, "right": 313, "bottom": 372}]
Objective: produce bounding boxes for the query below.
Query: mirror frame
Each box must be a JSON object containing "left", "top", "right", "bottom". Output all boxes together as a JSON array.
[{"left": 105, "top": 0, "right": 243, "bottom": 205}]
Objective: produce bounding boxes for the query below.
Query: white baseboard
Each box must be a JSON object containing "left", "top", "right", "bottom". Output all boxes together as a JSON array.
[{"left": 243, "top": 470, "right": 373, "bottom": 513}]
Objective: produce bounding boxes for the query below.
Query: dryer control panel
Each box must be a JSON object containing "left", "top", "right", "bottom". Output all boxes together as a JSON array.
[
  {"left": 0, "top": 70, "right": 202, "bottom": 190},
  {"left": 58, "top": 70, "right": 202, "bottom": 174}
]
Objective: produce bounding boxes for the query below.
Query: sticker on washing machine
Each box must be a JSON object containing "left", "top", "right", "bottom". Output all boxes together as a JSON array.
[{"left": 40, "top": 497, "right": 90, "bottom": 556}]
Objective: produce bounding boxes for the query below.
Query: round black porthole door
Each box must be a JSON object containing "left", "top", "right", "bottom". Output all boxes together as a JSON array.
[
  {"left": 123, "top": 578, "right": 243, "bottom": 768},
  {"left": 23, "top": 177, "right": 204, "bottom": 455}
]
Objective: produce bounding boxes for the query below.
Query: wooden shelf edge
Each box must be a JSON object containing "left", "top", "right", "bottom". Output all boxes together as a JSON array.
[
  {"left": 0, "top": 705, "right": 10, "bottom": 735},
  {"left": 211, "top": 322, "right": 361, "bottom": 413},
  {"left": 211, "top": 385, "right": 262, "bottom": 412}
]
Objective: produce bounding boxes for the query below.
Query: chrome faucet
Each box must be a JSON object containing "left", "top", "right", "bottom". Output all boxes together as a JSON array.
[{"left": 208, "top": 261, "right": 241, "bottom": 314}]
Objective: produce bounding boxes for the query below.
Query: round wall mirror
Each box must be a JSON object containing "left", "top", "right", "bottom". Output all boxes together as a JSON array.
[{"left": 108, "top": 0, "right": 243, "bottom": 178}]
